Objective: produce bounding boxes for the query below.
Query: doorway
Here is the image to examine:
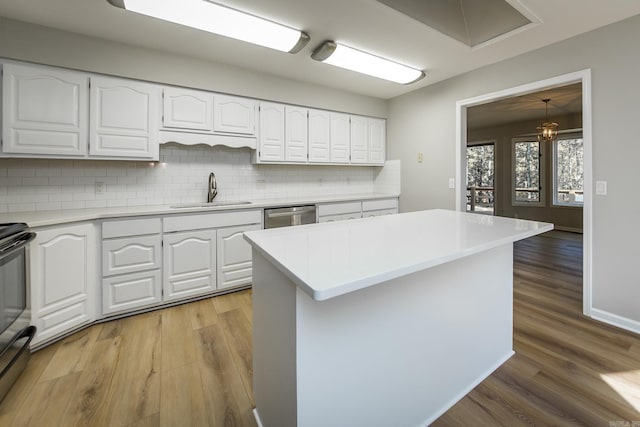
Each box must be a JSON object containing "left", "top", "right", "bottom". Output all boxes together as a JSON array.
[{"left": 455, "top": 69, "right": 593, "bottom": 316}]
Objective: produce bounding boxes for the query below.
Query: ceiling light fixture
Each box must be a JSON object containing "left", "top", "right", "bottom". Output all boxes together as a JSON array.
[
  {"left": 311, "top": 41, "right": 425, "bottom": 85},
  {"left": 536, "top": 99, "right": 559, "bottom": 143},
  {"left": 107, "top": 0, "right": 310, "bottom": 53}
]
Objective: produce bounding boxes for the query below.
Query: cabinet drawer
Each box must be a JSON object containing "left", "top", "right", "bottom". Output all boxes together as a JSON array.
[
  {"left": 317, "top": 202, "right": 362, "bottom": 216},
  {"left": 102, "top": 217, "right": 161, "bottom": 238},
  {"left": 103, "top": 270, "right": 162, "bottom": 315},
  {"left": 362, "top": 208, "right": 398, "bottom": 218},
  {"left": 102, "top": 235, "right": 162, "bottom": 276},
  {"left": 362, "top": 198, "right": 398, "bottom": 212},
  {"left": 163, "top": 209, "right": 262, "bottom": 233},
  {"left": 318, "top": 212, "right": 362, "bottom": 223}
]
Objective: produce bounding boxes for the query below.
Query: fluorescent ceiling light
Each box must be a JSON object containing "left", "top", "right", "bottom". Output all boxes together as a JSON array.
[
  {"left": 107, "top": 0, "right": 310, "bottom": 53},
  {"left": 311, "top": 41, "right": 425, "bottom": 85}
]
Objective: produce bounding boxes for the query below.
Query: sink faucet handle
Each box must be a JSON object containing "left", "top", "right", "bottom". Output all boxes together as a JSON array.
[{"left": 208, "top": 172, "right": 218, "bottom": 202}]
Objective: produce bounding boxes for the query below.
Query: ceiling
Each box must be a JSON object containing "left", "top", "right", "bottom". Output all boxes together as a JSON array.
[
  {"left": 467, "top": 83, "right": 582, "bottom": 130},
  {"left": 0, "top": 0, "right": 639, "bottom": 99}
]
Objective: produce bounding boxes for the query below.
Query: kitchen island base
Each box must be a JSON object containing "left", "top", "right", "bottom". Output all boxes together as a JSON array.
[{"left": 252, "top": 243, "right": 515, "bottom": 427}]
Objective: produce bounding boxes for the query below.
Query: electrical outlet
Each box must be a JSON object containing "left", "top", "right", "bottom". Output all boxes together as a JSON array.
[
  {"left": 595, "top": 180, "right": 607, "bottom": 195},
  {"left": 417, "top": 152, "right": 424, "bottom": 163},
  {"left": 448, "top": 178, "right": 455, "bottom": 189},
  {"left": 95, "top": 181, "right": 106, "bottom": 194}
]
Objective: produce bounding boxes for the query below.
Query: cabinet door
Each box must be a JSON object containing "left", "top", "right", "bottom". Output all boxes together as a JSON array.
[
  {"left": 103, "top": 269, "right": 162, "bottom": 315},
  {"left": 350, "top": 115, "right": 368, "bottom": 164},
  {"left": 30, "top": 223, "right": 95, "bottom": 346},
  {"left": 308, "top": 109, "right": 330, "bottom": 163},
  {"left": 102, "top": 235, "right": 161, "bottom": 277},
  {"left": 2, "top": 63, "right": 88, "bottom": 156},
  {"left": 214, "top": 94, "right": 256, "bottom": 135},
  {"left": 163, "top": 87, "right": 213, "bottom": 131},
  {"left": 368, "top": 118, "right": 386, "bottom": 165},
  {"left": 330, "top": 112, "right": 350, "bottom": 163},
  {"left": 258, "top": 102, "right": 285, "bottom": 162},
  {"left": 163, "top": 230, "right": 216, "bottom": 301},
  {"left": 318, "top": 213, "right": 362, "bottom": 223},
  {"left": 90, "top": 76, "right": 159, "bottom": 159},
  {"left": 285, "top": 106, "right": 308, "bottom": 162},
  {"left": 217, "top": 224, "right": 261, "bottom": 290}
]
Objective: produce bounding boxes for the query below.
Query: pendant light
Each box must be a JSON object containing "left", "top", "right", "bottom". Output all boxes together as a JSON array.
[{"left": 536, "top": 99, "right": 559, "bottom": 143}]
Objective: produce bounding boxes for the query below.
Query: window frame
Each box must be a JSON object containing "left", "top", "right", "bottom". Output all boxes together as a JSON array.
[
  {"left": 466, "top": 140, "right": 496, "bottom": 214},
  {"left": 552, "top": 133, "right": 584, "bottom": 207},
  {"left": 511, "top": 136, "right": 545, "bottom": 207}
]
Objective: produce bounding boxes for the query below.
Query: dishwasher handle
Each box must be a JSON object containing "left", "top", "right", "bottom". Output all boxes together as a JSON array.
[{"left": 265, "top": 207, "right": 316, "bottom": 219}]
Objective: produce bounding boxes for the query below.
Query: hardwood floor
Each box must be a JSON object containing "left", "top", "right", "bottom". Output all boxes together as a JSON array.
[{"left": 2, "top": 231, "right": 640, "bottom": 426}]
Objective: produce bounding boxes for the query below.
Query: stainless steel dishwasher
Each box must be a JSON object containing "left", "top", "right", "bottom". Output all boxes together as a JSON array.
[{"left": 264, "top": 205, "right": 317, "bottom": 229}]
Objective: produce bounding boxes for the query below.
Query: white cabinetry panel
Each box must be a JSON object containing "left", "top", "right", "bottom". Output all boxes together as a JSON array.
[
  {"left": 2, "top": 63, "right": 88, "bottom": 157},
  {"left": 30, "top": 223, "right": 95, "bottom": 346},
  {"left": 350, "top": 115, "right": 368, "bottom": 164},
  {"left": 214, "top": 94, "right": 256, "bottom": 135},
  {"left": 308, "top": 109, "right": 330, "bottom": 163},
  {"left": 102, "top": 270, "right": 162, "bottom": 315},
  {"left": 217, "top": 224, "right": 261, "bottom": 290},
  {"left": 285, "top": 106, "right": 308, "bottom": 162},
  {"left": 330, "top": 113, "right": 350, "bottom": 163},
  {"left": 102, "top": 235, "right": 161, "bottom": 277},
  {"left": 163, "top": 87, "right": 213, "bottom": 131},
  {"left": 90, "top": 76, "right": 159, "bottom": 159},
  {"left": 163, "top": 230, "right": 217, "bottom": 301},
  {"left": 258, "top": 102, "right": 285, "bottom": 161},
  {"left": 368, "top": 118, "right": 386, "bottom": 165}
]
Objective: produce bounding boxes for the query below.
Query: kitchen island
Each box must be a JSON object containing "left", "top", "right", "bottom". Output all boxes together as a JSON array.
[{"left": 244, "top": 209, "right": 552, "bottom": 427}]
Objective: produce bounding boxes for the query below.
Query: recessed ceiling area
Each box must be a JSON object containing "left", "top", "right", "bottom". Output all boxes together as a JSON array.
[
  {"left": 467, "top": 83, "right": 582, "bottom": 130},
  {"left": 376, "top": 0, "right": 532, "bottom": 47},
  {"left": 0, "top": 1, "right": 639, "bottom": 99}
]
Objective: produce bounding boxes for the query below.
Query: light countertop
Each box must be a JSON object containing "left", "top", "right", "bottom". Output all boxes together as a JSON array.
[
  {"left": 244, "top": 209, "right": 553, "bottom": 301},
  {"left": 0, "top": 193, "right": 398, "bottom": 227}
]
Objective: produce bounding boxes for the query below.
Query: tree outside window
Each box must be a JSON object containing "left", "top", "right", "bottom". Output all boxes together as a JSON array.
[
  {"left": 513, "top": 139, "right": 543, "bottom": 206},
  {"left": 554, "top": 138, "right": 584, "bottom": 206}
]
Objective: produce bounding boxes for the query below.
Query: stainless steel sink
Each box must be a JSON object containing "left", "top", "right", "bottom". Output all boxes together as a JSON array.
[{"left": 170, "top": 201, "right": 252, "bottom": 209}]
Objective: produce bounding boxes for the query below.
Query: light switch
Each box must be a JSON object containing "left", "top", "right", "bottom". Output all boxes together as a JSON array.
[
  {"left": 448, "top": 178, "right": 455, "bottom": 189},
  {"left": 417, "top": 152, "right": 424, "bottom": 163},
  {"left": 595, "top": 180, "right": 607, "bottom": 195}
]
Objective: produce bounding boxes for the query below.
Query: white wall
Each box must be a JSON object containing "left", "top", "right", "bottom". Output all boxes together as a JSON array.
[
  {"left": 0, "top": 17, "right": 386, "bottom": 118},
  {"left": 388, "top": 14, "right": 640, "bottom": 326}
]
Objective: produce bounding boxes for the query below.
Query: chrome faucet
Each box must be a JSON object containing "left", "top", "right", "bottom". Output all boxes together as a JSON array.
[{"left": 207, "top": 172, "right": 218, "bottom": 202}]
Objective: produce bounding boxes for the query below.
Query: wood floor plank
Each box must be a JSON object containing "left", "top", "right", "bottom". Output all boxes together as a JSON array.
[
  {"left": 188, "top": 298, "right": 220, "bottom": 330},
  {"left": 213, "top": 290, "right": 247, "bottom": 314},
  {"left": 161, "top": 304, "right": 198, "bottom": 372},
  {"left": 38, "top": 324, "right": 101, "bottom": 382},
  {"left": 219, "top": 308, "right": 254, "bottom": 406},
  {"left": 195, "top": 323, "right": 256, "bottom": 427},
  {"left": 159, "top": 363, "right": 209, "bottom": 427}
]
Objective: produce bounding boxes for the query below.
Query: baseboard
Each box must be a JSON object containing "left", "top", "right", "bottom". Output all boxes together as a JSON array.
[
  {"left": 422, "top": 350, "right": 515, "bottom": 426},
  {"left": 591, "top": 308, "right": 640, "bottom": 335},
  {"left": 554, "top": 225, "right": 583, "bottom": 233},
  {"left": 253, "top": 408, "right": 264, "bottom": 427}
]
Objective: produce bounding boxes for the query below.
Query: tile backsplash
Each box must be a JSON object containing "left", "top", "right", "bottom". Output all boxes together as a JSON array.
[{"left": 0, "top": 144, "right": 398, "bottom": 213}]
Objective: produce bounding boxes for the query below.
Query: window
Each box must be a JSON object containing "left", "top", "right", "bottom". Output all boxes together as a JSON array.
[
  {"left": 512, "top": 138, "right": 543, "bottom": 206},
  {"left": 466, "top": 142, "right": 495, "bottom": 214},
  {"left": 553, "top": 137, "right": 584, "bottom": 206}
]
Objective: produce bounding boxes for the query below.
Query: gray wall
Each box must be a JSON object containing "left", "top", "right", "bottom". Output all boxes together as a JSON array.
[
  {"left": 468, "top": 113, "right": 583, "bottom": 230},
  {"left": 0, "top": 17, "right": 387, "bottom": 118},
  {"left": 388, "top": 14, "right": 640, "bottom": 324}
]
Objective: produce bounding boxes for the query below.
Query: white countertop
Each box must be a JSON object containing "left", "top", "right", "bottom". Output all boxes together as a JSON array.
[
  {"left": 244, "top": 209, "right": 553, "bottom": 301},
  {"left": 0, "top": 193, "right": 398, "bottom": 228}
]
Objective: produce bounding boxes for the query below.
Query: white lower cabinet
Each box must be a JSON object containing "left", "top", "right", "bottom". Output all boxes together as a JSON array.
[
  {"left": 163, "top": 230, "right": 217, "bottom": 302},
  {"left": 101, "top": 217, "right": 162, "bottom": 315},
  {"left": 362, "top": 198, "right": 399, "bottom": 217},
  {"left": 217, "top": 224, "right": 261, "bottom": 289},
  {"left": 30, "top": 223, "right": 95, "bottom": 346}
]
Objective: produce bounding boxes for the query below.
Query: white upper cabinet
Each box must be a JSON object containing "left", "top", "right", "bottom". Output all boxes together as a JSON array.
[
  {"left": 90, "top": 76, "right": 159, "bottom": 160},
  {"left": 214, "top": 94, "right": 256, "bottom": 135},
  {"left": 258, "top": 102, "right": 285, "bottom": 162},
  {"left": 368, "top": 118, "right": 386, "bottom": 165},
  {"left": 308, "top": 109, "right": 330, "bottom": 163},
  {"left": 330, "top": 112, "right": 350, "bottom": 164},
  {"left": 163, "top": 87, "right": 213, "bottom": 131},
  {"left": 350, "top": 115, "right": 368, "bottom": 164},
  {"left": 285, "top": 105, "right": 308, "bottom": 162},
  {"left": 2, "top": 63, "right": 88, "bottom": 157}
]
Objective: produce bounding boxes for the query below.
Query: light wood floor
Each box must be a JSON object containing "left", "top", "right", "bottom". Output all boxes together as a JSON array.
[{"left": 2, "top": 231, "right": 640, "bottom": 426}]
